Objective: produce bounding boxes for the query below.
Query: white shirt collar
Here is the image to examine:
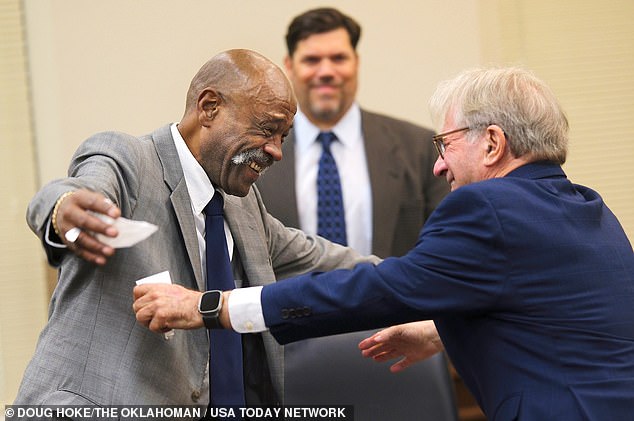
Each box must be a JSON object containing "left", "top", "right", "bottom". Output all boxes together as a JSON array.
[
  {"left": 294, "top": 103, "right": 362, "bottom": 151},
  {"left": 170, "top": 123, "right": 216, "bottom": 213}
]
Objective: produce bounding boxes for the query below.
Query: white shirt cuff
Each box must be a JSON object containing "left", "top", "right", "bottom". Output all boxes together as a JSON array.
[
  {"left": 45, "top": 216, "right": 67, "bottom": 248},
  {"left": 228, "top": 286, "right": 267, "bottom": 333}
]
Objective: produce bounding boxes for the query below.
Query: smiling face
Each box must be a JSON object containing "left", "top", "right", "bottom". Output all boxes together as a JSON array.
[
  {"left": 199, "top": 87, "right": 296, "bottom": 197},
  {"left": 285, "top": 28, "right": 358, "bottom": 128},
  {"left": 432, "top": 114, "right": 486, "bottom": 191},
  {"left": 432, "top": 110, "right": 518, "bottom": 191}
]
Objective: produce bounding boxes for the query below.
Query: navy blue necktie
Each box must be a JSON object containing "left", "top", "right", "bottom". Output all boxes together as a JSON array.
[
  {"left": 316, "top": 132, "right": 347, "bottom": 246},
  {"left": 204, "top": 193, "right": 245, "bottom": 409}
]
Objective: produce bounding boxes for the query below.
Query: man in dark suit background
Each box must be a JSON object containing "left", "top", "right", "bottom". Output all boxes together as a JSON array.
[
  {"left": 256, "top": 7, "right": 448, "bottom": 258},
  {"left": 137, "top": 66, "right": 634, "bottom": 420}
]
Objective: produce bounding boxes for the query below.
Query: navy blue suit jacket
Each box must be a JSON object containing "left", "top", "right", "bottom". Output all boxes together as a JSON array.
[{"left": 261, "top": 162, "right": 634, "bottom": 420}]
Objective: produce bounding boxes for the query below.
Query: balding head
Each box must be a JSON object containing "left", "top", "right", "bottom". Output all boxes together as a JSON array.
[{"left": 185, "top": 49, "right": 295, "bottom": 116}]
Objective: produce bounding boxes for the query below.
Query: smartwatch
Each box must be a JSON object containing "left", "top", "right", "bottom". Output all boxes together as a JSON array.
[{"left": 198, "top": 290, "right": 224, "bottom": 329}]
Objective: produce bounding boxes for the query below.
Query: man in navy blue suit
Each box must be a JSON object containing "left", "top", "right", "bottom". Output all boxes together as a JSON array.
[{"left": 135, "top": 67, "right": 634, "bottom": 420}]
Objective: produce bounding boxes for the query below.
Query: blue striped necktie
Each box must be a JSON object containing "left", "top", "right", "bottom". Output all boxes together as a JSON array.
[
  {"left": 204, "top": 193, "right": 245, "bottom": 412},
  {"left": 316, "top": 132, "right": 347, "bottom": 246}
]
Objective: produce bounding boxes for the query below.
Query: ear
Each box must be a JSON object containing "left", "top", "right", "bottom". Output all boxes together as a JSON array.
[
  {"left": 283, "top": 55, "right": 293, "bottom": 75},
  {"left": 198, "top": 89, "right": 221, "bottom": 126},
  {"left": 483, "top": 124, "right": 507, "bottom": 166}
]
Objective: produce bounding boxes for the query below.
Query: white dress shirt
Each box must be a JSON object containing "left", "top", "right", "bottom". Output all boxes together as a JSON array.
[
  {"left": 171, "top": 123, "right": 234, "bottom": 278},
  {"left": 294, "top": 104, "right": 373, "bottom": 255}
]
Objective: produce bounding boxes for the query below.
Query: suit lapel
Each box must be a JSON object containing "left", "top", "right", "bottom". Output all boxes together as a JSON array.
[
  {"left": 223, "top": 193, "right": 276, "bottom": 289},
  {"left": 361, "top": 110, "right": 403, "bottom": 257},
  {"left": 256, "top": 131, "right": 300, "bottom": 228},
  {"left": 152, "top": 125, "right": 205, "bottom": 291},
  {"left": 281, "top": 134, "right": 299, "bottom": 227}
]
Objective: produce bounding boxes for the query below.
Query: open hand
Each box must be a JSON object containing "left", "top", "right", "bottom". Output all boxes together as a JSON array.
[{"left": 358, "top": 320, "right": 444, "bottom": 373}]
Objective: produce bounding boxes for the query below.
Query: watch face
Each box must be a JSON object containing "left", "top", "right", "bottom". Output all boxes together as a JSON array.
[{"left": 200, "top": 291, "right": 222, "bottom": 313}]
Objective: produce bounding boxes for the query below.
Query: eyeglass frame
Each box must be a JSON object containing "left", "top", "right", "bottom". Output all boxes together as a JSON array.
[
  {"left": 432, "top": 124, "right": 505, "bottom": 159},
  {"left": 431, "top": 127, "right": 471, "bottom": 159}
]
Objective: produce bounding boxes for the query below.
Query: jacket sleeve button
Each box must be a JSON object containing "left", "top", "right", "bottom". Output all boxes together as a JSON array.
[{"left": 191, "top": 390, "right": 201, "bottom": 402}]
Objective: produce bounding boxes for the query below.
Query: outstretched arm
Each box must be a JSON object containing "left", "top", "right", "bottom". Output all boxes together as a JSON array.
[{"left": 358, "top": 320, "right": 444, "bottom": 373}]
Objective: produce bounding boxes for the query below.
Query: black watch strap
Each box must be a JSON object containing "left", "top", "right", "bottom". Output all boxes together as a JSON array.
[{"left": 202, "top": 313, "right": 223, "bottom": 329}]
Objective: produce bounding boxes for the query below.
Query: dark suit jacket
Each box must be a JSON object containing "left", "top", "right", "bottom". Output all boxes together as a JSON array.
[
  {"left": 261, "top": 162, "right": 634, "bottom": 420},
  {"left": 256, "top": 109, "right": 449, "bottom": 258},
  {"left": 257, "top": 109, "right": 451, "bottom": 418}
]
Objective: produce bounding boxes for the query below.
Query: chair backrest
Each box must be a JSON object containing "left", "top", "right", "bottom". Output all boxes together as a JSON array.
[{"left": 284, "top": 329, "right": 459, "bottom": 421}]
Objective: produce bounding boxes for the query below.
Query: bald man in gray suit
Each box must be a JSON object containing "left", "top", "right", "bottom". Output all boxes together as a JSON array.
[{"left": 15, "top": 49, "right": 376, "bottom": 413}]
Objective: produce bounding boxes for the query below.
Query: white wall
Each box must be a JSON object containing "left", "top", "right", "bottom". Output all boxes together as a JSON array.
[{"left": 23, "top": 0, "right": 482, "bottom": 184}]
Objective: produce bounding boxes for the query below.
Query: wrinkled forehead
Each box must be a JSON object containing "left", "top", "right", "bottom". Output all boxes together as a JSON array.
[{"left": 240, "top": 77, "right": 297, "bottom": 117}]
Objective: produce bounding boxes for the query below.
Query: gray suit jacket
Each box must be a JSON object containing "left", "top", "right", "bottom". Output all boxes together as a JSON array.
[
  {"left": 16, "top": 124, "right": 373, "bottom": 412},
  {"left": 256, "top": 109, "right": 449, "bottom": 258}
]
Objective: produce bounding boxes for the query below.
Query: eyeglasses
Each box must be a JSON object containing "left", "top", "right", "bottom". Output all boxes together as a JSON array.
[{"left": 432, "top": 127, "right": 470, "bottom": 159}]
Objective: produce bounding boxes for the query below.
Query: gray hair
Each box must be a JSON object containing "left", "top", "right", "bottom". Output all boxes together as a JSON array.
[{"left": 429, "top": 67, "right": 568, "bottom": 164}]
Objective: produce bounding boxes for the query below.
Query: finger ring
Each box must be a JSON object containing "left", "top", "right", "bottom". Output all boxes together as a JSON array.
[{"left": 65, "top": 227, "right": 81, "bottom": 243}]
